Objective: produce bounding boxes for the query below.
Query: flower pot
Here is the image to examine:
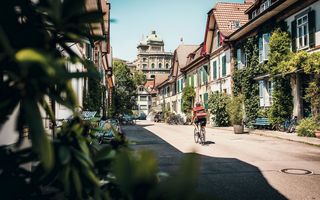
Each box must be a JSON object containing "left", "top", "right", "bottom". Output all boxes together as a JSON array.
[
  {"left": 233, "top": 124, "right": 244, "bottom": 134},
  {"left": 315, "top": 130, "right": 320, "bottom": 139}
]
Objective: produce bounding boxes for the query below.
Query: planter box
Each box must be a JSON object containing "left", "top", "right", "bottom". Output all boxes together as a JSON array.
[
  {"left": 233, "top": 125, "right": 244, "bottom": 134},
  {"left": 315, "top": 130, "right": 320, "bottom": 139}
]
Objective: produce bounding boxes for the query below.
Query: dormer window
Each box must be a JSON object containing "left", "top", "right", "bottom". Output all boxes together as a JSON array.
[
  {"left": 260, "top": 0, "right": 271, "bottom": 13},
  {"left": 252, "top": 10, "right": 257, "bottom": 18},
  {"left": 229, "top": 21, "right": 241, "bottom": 30}
]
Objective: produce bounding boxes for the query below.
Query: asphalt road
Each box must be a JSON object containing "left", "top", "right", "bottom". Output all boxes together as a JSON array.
[{"left": 122, "top": 121, "right": 320, "bottom": 200}]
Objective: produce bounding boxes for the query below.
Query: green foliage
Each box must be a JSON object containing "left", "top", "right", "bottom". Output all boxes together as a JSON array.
[
  {"left": 233, "top": 37, "right": 264, "bottom": 126},
  {"left": 208, "top": 92, "right": 230, "bottom": 126},
  {"left": 113, "top": 60, "right": 137, "bottom": 116},
  {"left": 0, "top": 0, "right": 101, "bottom": 171},
  {"left": 83, "top": 75, "right": 103, "bottom": 114},
  {"left": 305, "top": 78, "right": 320, "bottom": 116},
  {"left": 267, "top": 29, "right": 291, "bottom": 75},
  {"left": 296, "top": 117, "right": 319, "bottom": 137},
  {"left": 182, "top": 86, "right": 196, "bottom": 114},
  {"left": 133, "top": 70, "right": 147, "bottom": 86},
  {"left": 0, "top": 1, "right": 212, "bottom": 199},
  {"left": 268, "top": 77, "right": 293, "bottom": 127},
  {"left": 227, "top": 95, "right": 244, "bottom": 125}
]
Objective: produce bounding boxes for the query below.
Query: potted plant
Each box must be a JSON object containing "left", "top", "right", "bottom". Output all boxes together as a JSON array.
[
  {"left": 227, "top": 95, "right": 244, "bottom": 134},
  {"left": 314, "top": 115, "right": 320, "bottom": 138}
]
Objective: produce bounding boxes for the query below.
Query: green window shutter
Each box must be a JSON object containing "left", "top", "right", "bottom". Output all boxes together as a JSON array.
[
  {"left": 176, "top": 80, "right": 180, "bottom": 93},
  {"left": 213, "top": 61, "right": 217, "bottom": 79},
  {"left": 204, "top": 65, "right": 208, "bottom": 83},
  {"left": 181, "top": 78, "right": 184, "bottom": 90},
  {"left": 308, "top": 10, "right": 316, "bottom": 48},
  {"left": 222, "top": 56, "right": 226, "bottom": 77},
  {"left": 204, "top": 93, "right": 209, "bottom": 109},
  {"left": 291, "top": 20, "right": 297, "bottom": 52},
  {"left": 191, "top": 75, "right": 194, "bottom": 88}
]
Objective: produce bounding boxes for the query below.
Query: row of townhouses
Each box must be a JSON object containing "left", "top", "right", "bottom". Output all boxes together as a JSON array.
[
  {"left": 0, "top": 0, "right": 113, "bottom": 145},
  {"left": 155, "top": 0, "right": 320, "bottom": 122}
]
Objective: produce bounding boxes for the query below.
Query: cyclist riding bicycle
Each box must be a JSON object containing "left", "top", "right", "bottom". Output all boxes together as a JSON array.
[{"left": 192, "top": 102, "right": 207, "bottom": 129}]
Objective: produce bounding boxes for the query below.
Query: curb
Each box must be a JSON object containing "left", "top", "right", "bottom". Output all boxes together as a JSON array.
[{"left": 208, "top": 126, "right": 320, "bottom": 147}]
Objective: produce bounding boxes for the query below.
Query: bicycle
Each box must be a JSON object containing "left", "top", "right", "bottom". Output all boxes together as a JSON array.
[{"left": 194, "top": 123, "right": 206, "bottom": 145}]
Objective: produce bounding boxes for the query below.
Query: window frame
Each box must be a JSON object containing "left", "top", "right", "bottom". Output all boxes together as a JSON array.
[{"left": 296, "top": 14, "right": 309, "bottom": 50}]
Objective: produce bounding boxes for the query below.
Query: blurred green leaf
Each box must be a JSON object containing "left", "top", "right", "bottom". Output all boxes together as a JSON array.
[
  {"left": 23, "top": 98, "right": 54, "bottom": 171},
  {"left": 71, "top": 166, "right": 82, "bottom": 199},
  {"left": 58, "top": 145, "right": 71, "bottom": 165}
]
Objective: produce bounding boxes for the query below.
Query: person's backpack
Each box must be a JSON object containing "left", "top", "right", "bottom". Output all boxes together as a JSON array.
[{"left": 194, "top": 106, "right": 207, "bottom": 118}]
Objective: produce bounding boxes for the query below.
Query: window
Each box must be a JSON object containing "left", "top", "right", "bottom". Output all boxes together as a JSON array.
[
  {"left": 297, "top": 14, "right": 309, "bottom": 50},
  {"left": 140, "top": 105, "right": 147, "bottom": 110},
  {"left": 150, "top": 75, "right": 155, "bottom": 79},
  {"left": 230, "top": 21, "right": 241, "bottom": 30},
  {"left": 252, "top": 10, "right": 257, "bottom": 18},
  {"left": 259, "top": 80, "right": 273, "bottom": 107},
  {"left": 237, "top": 49, "right": 247, "bottom": 69},
  {"left": 213, "top": 60, "right": 217, "bottom": 79},
  {"left": 222, "top": 55, "right": 227, "bottom": 77},
  {"left": 166, "top": 63, "right": 169, "bottom": 68},
  {"left": 139, "top": 87, "right": 144, "bottom": 92},
  {"left": 140, "top": 96, "right": 147, "bottom": 101},
  {"left": 159, "top": 63, "right": 162, "bottom": 68},
  {"left": 151, "top": 63, "right": 155, "bottom": 68},
  {"left": 143, "top": 64, "right": 147, "bottom": 69},
  {"left": 202, "top": 65, "right": 208, "bottom": 84},
  {"left": 143, "top": 58, "right": 146, "bottom": 62},
  {"left": 260, "top": 0, "right": 270, "bottom": 13},
  {"left": 259, "top": 33, "right": 270, "bottom": 63}
]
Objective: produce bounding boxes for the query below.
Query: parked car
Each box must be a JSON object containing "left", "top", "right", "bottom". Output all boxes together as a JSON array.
[
  {"left": 121, "top": 114, "right": 134, "bottom": 125},
  {"left": 154, "top": 112, "right": 164, "bottom": 122},
  {"left": 138, "top": 112, "right": 147, "bottom": 120}
]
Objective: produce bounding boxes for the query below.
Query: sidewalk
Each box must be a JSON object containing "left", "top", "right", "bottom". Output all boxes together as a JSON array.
[{"left": 209, "top": 126, "right": 320, "bottom": 147}]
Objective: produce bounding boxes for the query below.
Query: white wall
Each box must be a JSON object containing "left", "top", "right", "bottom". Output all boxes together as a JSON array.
[
  {"left": 209, "top": 49, "right": 232, "bottom": 95},
  {"left": 0, "top": 106, "right": 19, "bottom": 145}
]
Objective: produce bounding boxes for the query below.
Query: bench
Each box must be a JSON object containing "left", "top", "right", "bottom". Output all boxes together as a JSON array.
[{"left": 253, "top": 117, "right": 271, "bottom": 129}]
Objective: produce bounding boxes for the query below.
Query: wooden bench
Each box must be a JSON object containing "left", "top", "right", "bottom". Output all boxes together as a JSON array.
[{"left": 253, "top": 117, "right": 271, "bottom": 129}]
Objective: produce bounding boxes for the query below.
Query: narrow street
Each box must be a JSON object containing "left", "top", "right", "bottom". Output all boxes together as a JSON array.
[{"left": 123, "top": 121, "right": 320, "bottom": 200}]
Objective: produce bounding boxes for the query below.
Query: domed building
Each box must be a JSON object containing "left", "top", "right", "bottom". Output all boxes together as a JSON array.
[{"left": 135, "top": 31, "right": 173, "bottom": 79}]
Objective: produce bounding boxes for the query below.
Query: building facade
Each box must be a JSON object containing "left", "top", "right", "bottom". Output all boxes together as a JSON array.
[
  {"left": 228, "top": 0, "right": 320, "bottom": 120},
  {"left": 135, "top": 31, "right": 173, "bottom": 79}
]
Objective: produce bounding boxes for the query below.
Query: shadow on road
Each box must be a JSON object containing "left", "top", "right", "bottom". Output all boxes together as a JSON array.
[{"left": 123, "top": 124, "right": 287, "bottom": 200}]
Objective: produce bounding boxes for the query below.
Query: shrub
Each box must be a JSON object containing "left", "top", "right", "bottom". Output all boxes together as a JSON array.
[
  {"left": 182, "top": 86, "right": 196, "bottom": 114},
  {"left": 227, "top": 95, "right": 244, "bottom": 125},
  {"left": 208, "top": 92, "right": 230, "bottom": 126},
  {"left": 296, "top": 118, "right": 319, "bottom": 137}
]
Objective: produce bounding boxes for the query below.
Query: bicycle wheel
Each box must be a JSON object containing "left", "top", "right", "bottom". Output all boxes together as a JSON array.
[
  {"left": 194, "top": 128, "right": 199, "bottom": 143},
  {"left": 200, "top": 128, "right": 206, "bottom": 144}
]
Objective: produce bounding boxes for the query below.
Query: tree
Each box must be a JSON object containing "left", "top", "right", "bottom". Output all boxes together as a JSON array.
[
  {"left": 83, "top": 75, "right": 103, "bottom": 114},
  {"left": 182, "top": 86, "right": 195, "bottom": 115},
  {"left": 267, "top": 29, "right": 293, "bottom": 127},
  {"left": 113, "top": 60, "right": 137, "bottom": 115},
  {"left": 208, "top": 92, "right": 230, "bottom": 126},
  {"left": 133, "top": 70, "right": 147, "bottom": 86}
]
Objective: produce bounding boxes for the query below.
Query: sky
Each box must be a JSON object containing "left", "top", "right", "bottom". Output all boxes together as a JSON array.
[{"left": 110, "top": 0, "right": 244, "bottom": 61}]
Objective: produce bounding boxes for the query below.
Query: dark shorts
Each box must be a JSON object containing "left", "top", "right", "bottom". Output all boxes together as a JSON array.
[{"left": 194, "top": 117, "right": 207, "bottom": 127}]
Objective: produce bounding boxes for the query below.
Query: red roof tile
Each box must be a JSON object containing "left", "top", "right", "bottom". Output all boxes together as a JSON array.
[{"left": 213, "top": 2, "right": 252, "bottom": 36}]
